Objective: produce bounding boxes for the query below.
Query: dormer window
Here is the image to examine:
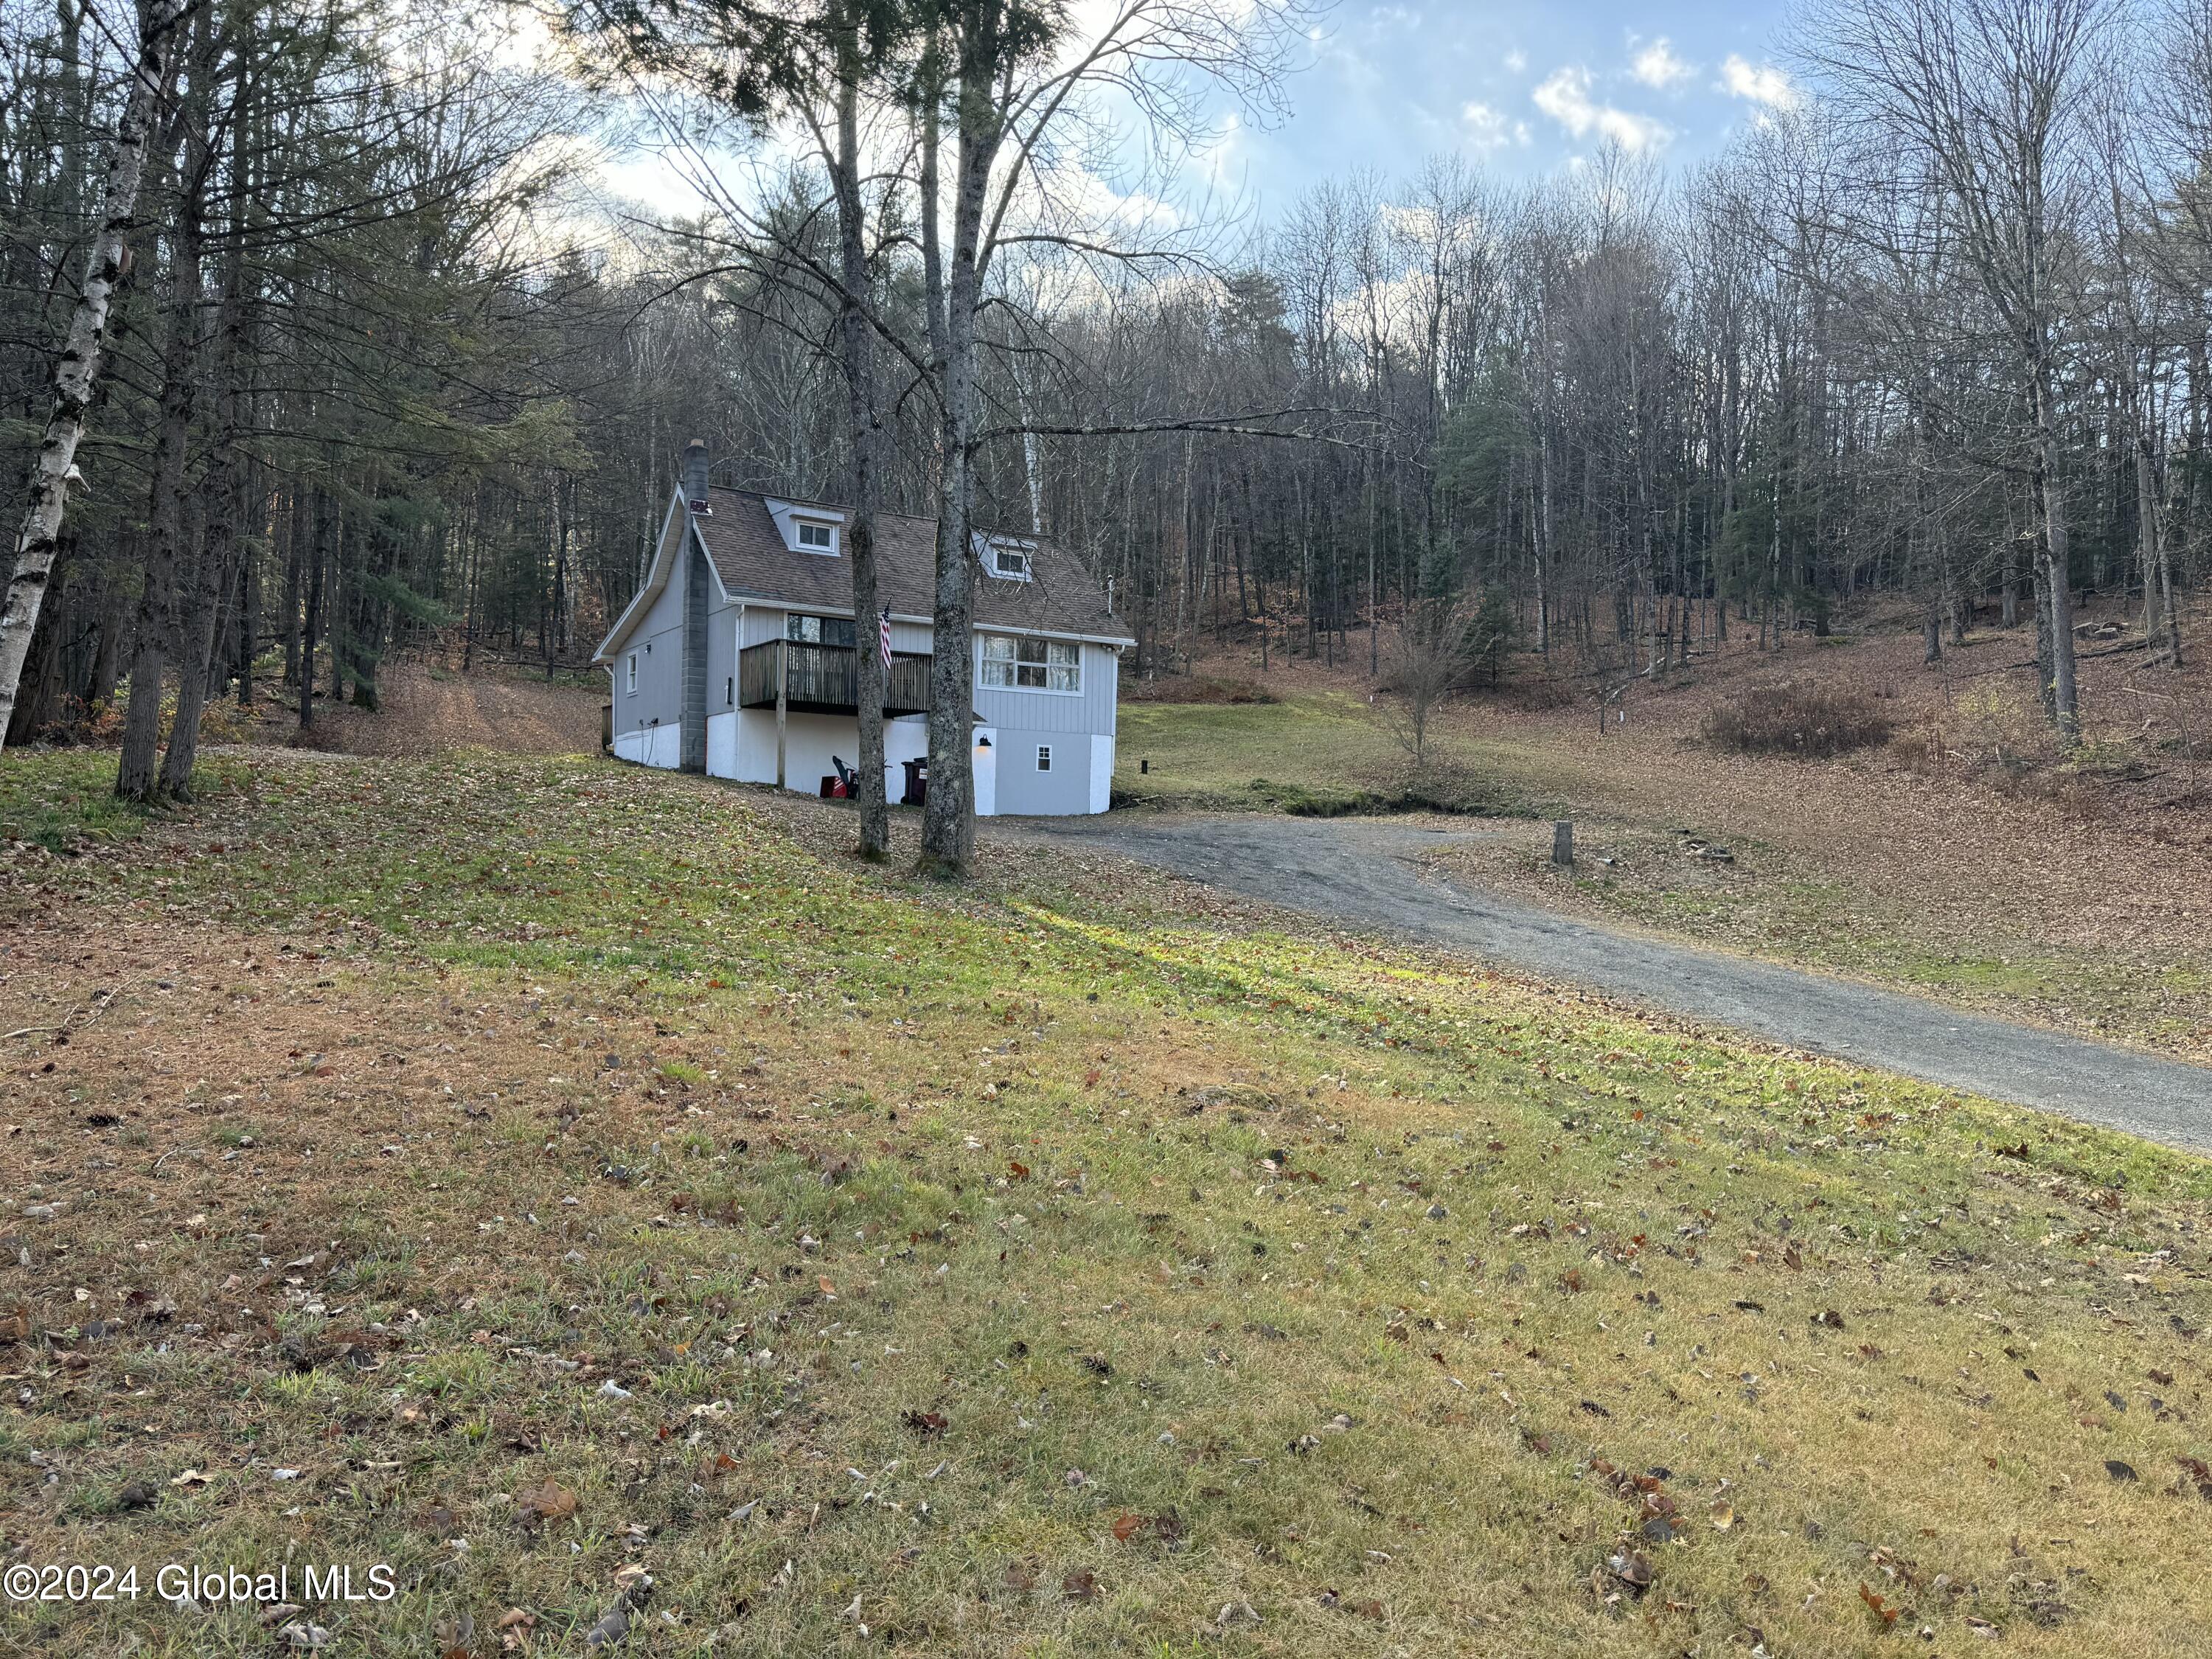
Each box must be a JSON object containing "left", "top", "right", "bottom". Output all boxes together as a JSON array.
[
  {"left": 975, "top": 532, "right": 1036, "bottom": 580},
  {"left": 765, "top": 500, "right": 847, "bottom": 553}
]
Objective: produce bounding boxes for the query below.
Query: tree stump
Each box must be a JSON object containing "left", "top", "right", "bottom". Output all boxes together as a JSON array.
[{"left": 1551, "top": 821, "right": 1573, "bottom": 868}]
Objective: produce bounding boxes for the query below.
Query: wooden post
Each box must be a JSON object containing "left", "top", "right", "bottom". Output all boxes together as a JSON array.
[
  {"left": 775, "top": 637, "right": 788, "bottom": 788},
  {"left": 1551, "top": 820, "right": 1573, "bottom": 868}
]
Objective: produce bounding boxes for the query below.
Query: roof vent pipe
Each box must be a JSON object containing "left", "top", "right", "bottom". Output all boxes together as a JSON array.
[{"left": 682, "top": 438, "right": 711, "bottom": 515}]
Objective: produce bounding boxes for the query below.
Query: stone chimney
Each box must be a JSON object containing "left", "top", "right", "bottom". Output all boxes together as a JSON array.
[
  {"left": 682, "top": 437, "right": 710, "bottom": 515},
  {"left": 678, "top": 438, "right": 711, "bottom": 773}
]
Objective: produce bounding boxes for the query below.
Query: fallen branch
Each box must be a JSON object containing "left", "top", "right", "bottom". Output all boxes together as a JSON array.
[
  {"left": 1, "top": 975, "right": 140, "bottom": 1043},
  {"left": 1952, "top": 638, "right": 2152, "bottom": 678}
]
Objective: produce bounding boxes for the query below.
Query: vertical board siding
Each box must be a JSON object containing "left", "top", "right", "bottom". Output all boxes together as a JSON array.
[
  {"left": 611, "top": 574, "right": 685, "bottom": 741},
  {"left": 738, "top": 605, "right": 787, "bottom": 648},
  {"left": 707, "top": 597, "right": 737, "bottom": 718},
  {"left": 970, "top": 638, "right": 1120, "bottom": 737}
]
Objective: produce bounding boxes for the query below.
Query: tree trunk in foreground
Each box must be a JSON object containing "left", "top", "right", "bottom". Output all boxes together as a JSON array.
[
  {"left": 830, "top": 12, "right": 888, "bottom": 860},
  {"left": 0, "top": 0, "right": 192, "bottom": 754},
  {"left": 919, "top": 29, "right": 998, "bottom": 878}
]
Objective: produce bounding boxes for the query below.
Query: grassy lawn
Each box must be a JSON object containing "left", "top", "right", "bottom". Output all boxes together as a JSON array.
[
  {"left": 0, "top": 749, "right": 223, "bottom": 856},
  {"left": 5, "top": 748, "right": 2212, "bottom": 1655},
  {"left": 1113, "top": 693, "right": 1566, "bottom": 818}
]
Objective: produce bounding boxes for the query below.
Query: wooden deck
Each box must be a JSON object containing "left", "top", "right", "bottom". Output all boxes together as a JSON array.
[{"left": 737, "top": 640, "right": 931, "bottom": 717}]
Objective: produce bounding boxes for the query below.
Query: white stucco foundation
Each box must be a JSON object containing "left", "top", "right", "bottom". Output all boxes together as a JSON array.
[{"left": 613, "top": 723, "right": 683, "bottom": 770}]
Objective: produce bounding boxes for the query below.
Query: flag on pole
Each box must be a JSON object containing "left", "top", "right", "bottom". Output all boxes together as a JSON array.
[{"left": 878, "top": 609, "right": 893, "bottom": 671}]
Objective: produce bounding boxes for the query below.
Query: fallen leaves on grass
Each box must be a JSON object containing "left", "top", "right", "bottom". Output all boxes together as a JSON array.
[
  {"left": 513, "top": 1478, "right": 577, "bottom": 1528},
  {"left": 1606, "top": 1548, "right": 1654, "bottom": 1597},
  {"left": 1110, "top": 1508, "right": 1185, "bottom": 1548}
]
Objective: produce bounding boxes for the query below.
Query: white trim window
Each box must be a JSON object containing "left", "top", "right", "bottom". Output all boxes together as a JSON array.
[
  {"left": 974, "top": 532, "right": 1035, "bottom": 580},
  {"left": 625, "top": 652, "right": 639, "bottom": 695},
  {"left": 978, "top": 633, "right": 1079, "bottom": 692},
  {"left": 764, "top": 499, "right": 849, "bottom": 553},
  {"left": 1037, "top": 744, "right": 1052, "bottom": 771}
]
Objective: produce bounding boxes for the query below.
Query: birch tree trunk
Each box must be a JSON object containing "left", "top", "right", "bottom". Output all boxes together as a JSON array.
[{"left": 0, "top": 0, "right": 192, "bottom": 754}]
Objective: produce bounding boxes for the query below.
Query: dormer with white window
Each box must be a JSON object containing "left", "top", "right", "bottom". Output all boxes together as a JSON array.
[
  {"left": 764, "top": 498, "right": 846, "bottom": 555},
  {"left": 975, "top": 532, "right": 1036, "bottom": 582}
]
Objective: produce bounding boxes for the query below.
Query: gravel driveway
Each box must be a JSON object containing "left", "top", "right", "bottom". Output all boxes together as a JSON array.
[{"left": 1006, "top": 813, "right": 2212, "bottom": 1151}]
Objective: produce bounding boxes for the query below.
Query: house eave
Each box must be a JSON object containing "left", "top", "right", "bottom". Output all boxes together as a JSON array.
[
  {"left": 717, "top": 589, "right": 1133, "bottom": 650},
  {"left": 593, "top": 493, "right": 729, "bottom": 664}
]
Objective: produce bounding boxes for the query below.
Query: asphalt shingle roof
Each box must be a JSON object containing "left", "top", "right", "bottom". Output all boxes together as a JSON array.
[{"left": 695, "top": 487, "right": 1133, "bottom": 644}]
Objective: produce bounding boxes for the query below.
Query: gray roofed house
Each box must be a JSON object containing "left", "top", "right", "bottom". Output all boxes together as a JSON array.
[{"left": 593, "top": 441, "right": 1134, "bottom": 815}]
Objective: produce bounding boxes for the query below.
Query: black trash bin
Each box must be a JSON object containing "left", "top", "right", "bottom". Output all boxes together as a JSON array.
[{"left": 900, "top": 758, "right": 928, "bottom": 807}]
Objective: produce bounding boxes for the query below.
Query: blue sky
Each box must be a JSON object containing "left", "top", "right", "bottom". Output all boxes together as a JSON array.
[
  {"left": 1189, "top": 0, "right": 1799, "bottom": 209},
  {"left": 584, "top": 1, "right": 1801, "bottom": 232}
]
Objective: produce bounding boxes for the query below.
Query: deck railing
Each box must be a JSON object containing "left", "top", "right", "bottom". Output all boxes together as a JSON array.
[{"left": 737, "top": 640, "right": 931, "bottom": 716}]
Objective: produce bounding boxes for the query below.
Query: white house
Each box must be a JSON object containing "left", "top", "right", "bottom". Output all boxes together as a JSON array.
[{"left": 594, "top": 441, "right": 1133, "bottom": 815}]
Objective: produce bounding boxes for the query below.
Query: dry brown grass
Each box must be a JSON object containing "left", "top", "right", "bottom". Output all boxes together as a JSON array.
[
  {"left": 1119, "top": 672, "right": 1279, "bottom": 706},
  {"left": 1144, "top": 602, "right": 2212, "bottom": 1056},
  {"left": 1700, "top": 678, "right": 1895, "bottom": 757},
  {"left": 301, "top": 664, "right": 605, "bottom": 757}
]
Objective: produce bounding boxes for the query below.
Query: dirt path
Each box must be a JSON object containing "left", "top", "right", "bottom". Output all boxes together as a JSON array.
[
  {"left": 309, "top": 666, "right": 604, "bottom": 757},
  {"left": 1010, "top": 812, "right": 2212, "bottom": 1149}
]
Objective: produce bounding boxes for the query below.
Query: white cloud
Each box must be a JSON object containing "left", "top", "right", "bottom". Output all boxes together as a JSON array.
[
  {"left": 1531, "top": 66, "right": 1671, "bottom": 153},
  {"left": 1630, "top": 38, "right": 1694, "bottom": 90},
  {"left": 1461, "top": 100, "right": 1531, "bottom": 153},
  {"left": 1719, "top": 54, "right": 1795, "bottom": 108},
  {"left": 1503, "top": 48, "right": 1527, "bottom": 74}
]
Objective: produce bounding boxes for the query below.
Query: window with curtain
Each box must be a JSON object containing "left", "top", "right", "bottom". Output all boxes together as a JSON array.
[
  {"left": 786, "top": 614, "right": 855, "bottom": 647},
  {"left": 978, "top": 635, "right": 1079, "bottom": 691}
]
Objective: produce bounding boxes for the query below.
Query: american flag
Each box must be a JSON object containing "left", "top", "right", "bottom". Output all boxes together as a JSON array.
[{"left": 878, "top": 609, "right": 893, "bottom": 671}]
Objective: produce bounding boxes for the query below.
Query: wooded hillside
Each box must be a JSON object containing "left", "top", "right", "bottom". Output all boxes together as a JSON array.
[{"left": 5, "top": 0, "right": 2208, "bottom": 794}]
